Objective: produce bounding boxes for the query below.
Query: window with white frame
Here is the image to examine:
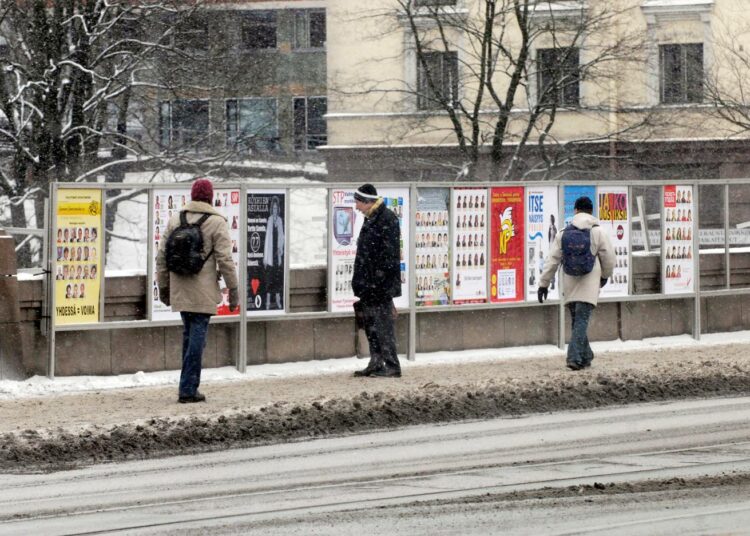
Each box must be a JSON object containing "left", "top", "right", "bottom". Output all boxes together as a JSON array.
[
  {"left": 226, "top": 98, "right": 279, "bottom": 152},
  {"left": 293, "top": 97, "right": 327, "bottom": 151},
  {"left": 159, "top": 100, "right": 209, "bottom": 149},
  {"left": 241, "top": 11, "right": 277, "bottom": 50},
  {"left": 293, "top": 10, "right": 326, "bottom": 49},
  {"left": 415, "top": 0, "right": 457, "bottom": 6},
  {"left": 416, "top": 51, "right": 459, "bottom": 110},
  {"left": 660, "top": 43, "right": 703, "bottom": 104},
  {"left": 536, "top": 47, "right": 580, "bottom": 107}
]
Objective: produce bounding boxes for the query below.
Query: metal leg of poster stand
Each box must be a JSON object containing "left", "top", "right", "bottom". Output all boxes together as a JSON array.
[
  {"left": 408, "top": 184, "right": 417, "bottom": 361},
  {"left": 693, "top": 182, "right": 701, "bottom": 341},
  {"left": 724, "top": 184, "right": 730, "bottom": 290},
  {"left": 557, "top": 185, "right": 566, "bottom": 351},
  {"left": 47, "top": 185, "right": 57, "bottom": 379},
  {"left": 238, "top": 186, "right": 248, "bottom": 374}
]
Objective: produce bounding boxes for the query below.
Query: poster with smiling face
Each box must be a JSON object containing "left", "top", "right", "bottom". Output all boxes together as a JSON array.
[{"left": 598, "top": 186, "right": 629, "bottom": 297}]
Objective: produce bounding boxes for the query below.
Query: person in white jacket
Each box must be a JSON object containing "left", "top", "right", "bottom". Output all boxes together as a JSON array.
[{"left": 537, "top": 196, "right": 615, "bottom": 370}]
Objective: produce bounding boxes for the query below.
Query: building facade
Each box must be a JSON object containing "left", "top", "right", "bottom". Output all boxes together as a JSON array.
[{"left": 323, "top": 0, "right": 750, "bottom": 184}]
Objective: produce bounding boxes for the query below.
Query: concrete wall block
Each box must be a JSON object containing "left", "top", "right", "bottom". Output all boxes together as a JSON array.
[
  {"left": 462, "top": 309, "right": 505, "bottom": 350},
  {"left": 111, "top": 327, "right": 165, "bottom": 374},
  {"left": 670, "top": 298, "right": 694, "bottom": 335},
  {"left": 313, "top": 317, "right": 356, "bottom": 360},
  {"left": 266, "top": 320, "right": 314, "bottom": 363},
  {"left": 705, "top": 295, "right": 743, "bottom": 333},
  {"left": 0, "top": 236, "right": 17, "bottom": 274},
  {"left": 504, "top": 307, "right": 557, "bottom": 347},
  {"left": 588, "top": 303, "right": 619, "bottom": 342},
  {"left": 56, "top": 330, "right": 111, "bottom": 376},
  {"left": 246, "top": 322, "right": 267, "bottom": 365},
  {"left": 164, "top": 326, "right": 184, "bottom": 371},
  {"left": 417, "top": 311, "right": 464, "bottom": 353},
  {"left": 214, "top": 325, "right": 238, "bottom": 367}
]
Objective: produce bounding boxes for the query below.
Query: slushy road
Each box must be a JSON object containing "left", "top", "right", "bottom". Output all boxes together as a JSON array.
[{"left": 2, "top": 396, "right": 750, "bottom": 535}]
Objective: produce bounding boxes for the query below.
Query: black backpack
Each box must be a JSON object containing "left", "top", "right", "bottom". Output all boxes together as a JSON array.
[
  {"left": 561, "top": 224, "right": 598, "bottom": 276},
  {"left": 165, "top": 212, "right": 212, "bottom": 276}
]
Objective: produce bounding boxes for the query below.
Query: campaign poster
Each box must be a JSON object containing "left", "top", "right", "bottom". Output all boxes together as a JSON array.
[
  {"left": 597, "top": 186, "right": 630, "bottom": 297},
  {"left": 525, "top": 186, "right": 559, "bottom": 301},
  {"left": 452, "top": 188, "right": 487, "bottom": 304},
  {"left": 151, "top": 188, "right": 241, "bottom": 320},
  {"left": 247, "top": 191, "right": 286, "bottom": 314},
  {"left": 490, "top": 187, "right": 524, "bottom": 303},
  {"left": 54, "top": 189, "right": 103, "bottom": 325},
  {"left": 564, "top": 185, "right": 597, "bottom": 226},
  {"left": 663, "top": 185, "right": 695, "bottom": 294},
  {"left": 415, "top": 188, "right": 451, "bottom": 306},
  {"left": 330, "top": 188, "right": 410, "bottom": 312}
]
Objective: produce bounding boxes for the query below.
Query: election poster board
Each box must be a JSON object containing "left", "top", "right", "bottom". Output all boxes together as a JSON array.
[
  {"left": 451, "top": 188, "right": 487, "bottom": 304},
  {"left": 597, "top": 186, "right": 630, "bottom": 297},
  {"left": 330, "top": 188, "right": 410, "bottom": 313},
  {"left": 247, "top": 191, "right": 286, "bottom": 315},
  {"left": 564, "top": 185, "right": 597, "bottom": 226},
  {"left": 415, "top": 188, "right": 451, "bottom": 306},
  {"left": 54, "top": 189, "right": 103, "bottom": 325},
  {"left": 525, "top": 186, "right": 560, "bottom": 301},
  {"left": 151, "top": 188, "right": 241, "bottom": 320},
  {"left": 489, "top": 187, "right": 524, "bottom": 303},
  {"left": 663, "top": 184, "right": 695, "bottom": 294}
]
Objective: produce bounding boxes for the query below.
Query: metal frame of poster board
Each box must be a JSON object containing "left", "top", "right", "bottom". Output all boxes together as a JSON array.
[{"left": 46, "top": 179, "right": 750, "bottom": 379}]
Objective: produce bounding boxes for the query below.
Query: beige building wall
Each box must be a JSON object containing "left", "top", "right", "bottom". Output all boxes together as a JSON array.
[{"left": 327, "top": 0, "right": 748, "bottom": 151}]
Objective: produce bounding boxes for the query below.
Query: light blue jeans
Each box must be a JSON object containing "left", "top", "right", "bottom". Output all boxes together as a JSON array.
[{"left": 567, "top": 302, "right": 595, "bottom": 367}]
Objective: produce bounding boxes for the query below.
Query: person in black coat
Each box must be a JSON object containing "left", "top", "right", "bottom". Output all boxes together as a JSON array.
[{"left": 351, "top": 183, "right": 402, "bottom": 378}]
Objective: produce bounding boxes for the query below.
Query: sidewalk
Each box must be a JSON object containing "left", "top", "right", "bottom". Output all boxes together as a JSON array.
[{"left": 1, "top": 331, "right": 750, "bottom": 436}]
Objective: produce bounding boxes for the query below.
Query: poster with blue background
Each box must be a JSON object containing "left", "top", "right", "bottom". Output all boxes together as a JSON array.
[{"left": 564, "top": 185, "right": 597, "bottom": 226}]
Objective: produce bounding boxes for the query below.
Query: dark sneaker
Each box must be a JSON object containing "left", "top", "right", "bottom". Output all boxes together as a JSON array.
[
  {"left": 178, "top": 392, "right": 206, "bottom": 403},
  {"left": 566, "top": 361, "right": 583, "bottom": 371},
  {"left": 371, "top": 367, "right": 402, "bottom": 378},
  {"left": 354, "top": 363, "right": 383, "bottom": 377}
]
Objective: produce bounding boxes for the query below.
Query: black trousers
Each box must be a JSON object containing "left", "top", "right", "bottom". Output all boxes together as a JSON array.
[{"left": 362, "top": 300, "right": 400, "bottom": 371}]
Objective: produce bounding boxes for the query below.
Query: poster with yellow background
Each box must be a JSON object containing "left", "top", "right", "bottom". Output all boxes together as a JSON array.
[{"left": 54, "top": 189, "right": 102, "bottom": 325}]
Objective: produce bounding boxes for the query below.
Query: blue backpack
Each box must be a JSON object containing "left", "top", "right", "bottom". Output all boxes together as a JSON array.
[{"left": 561, "top": 224, "right": 598, "bottom": 276}]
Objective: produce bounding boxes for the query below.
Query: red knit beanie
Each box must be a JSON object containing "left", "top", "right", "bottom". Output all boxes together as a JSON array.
[{"left": 191, "top": 178, "right": 213, "bottom": 204}]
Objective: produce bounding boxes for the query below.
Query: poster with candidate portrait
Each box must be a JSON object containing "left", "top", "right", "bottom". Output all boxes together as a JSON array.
[
  {"left": 329, "top": 188, "right": 410, "bottom": 312},
  {"left": 451, "top": 187, "right": 487, "bottom": 304},
  {"left": 525, "top": 186, "right": 560, "bottom": 301},
  {"left": 151, "top": 188, "right": 241, "bottom": 320},
  {"left": 247, "top": 191, "right": 286, "bottom": 314},
  {"left": 598, "top": 186, "right": 630, "bottom": 297},
  {"left": 416, "top": 188, "right": 451, "bottom": 306},
  {"left": 663, "top": 184, "right": 695, "bottom": 294},
  {"left": 490, "top": 187, "right": 524, "bottom": 303},
  {"left": 54, "top": 189, "right": 103, "bottom": 325}
]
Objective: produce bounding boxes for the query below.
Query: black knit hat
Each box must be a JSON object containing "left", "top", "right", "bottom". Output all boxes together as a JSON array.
[{"left": 353, "top": 183, "right": 378, "bottom": 203}]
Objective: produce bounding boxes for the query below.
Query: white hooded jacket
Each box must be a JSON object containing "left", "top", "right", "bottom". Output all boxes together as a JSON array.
[{"left": 540, "top": 212, "right": 615, "bottom": 306}]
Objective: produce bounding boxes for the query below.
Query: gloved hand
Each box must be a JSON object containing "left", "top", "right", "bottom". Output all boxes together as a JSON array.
[
  {"left": 600, "top": 277, "right": 608, "bottom": 288},
  {"left": 159, "top": 287, "right": 170, "bottom": 306},
  {"left": 228, "top": 287, "right": 240, "bottom": 312},
  {"left": 537, "top": 286, "right": 548, "bottom": 303}
]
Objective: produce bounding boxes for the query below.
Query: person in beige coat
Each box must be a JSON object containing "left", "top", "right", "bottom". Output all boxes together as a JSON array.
[
  {"left": 538, "top": 196, "right": 615, "bottom": 370},
  {"left": 156, "top": 178, "right": 239, "bottom": 403}
]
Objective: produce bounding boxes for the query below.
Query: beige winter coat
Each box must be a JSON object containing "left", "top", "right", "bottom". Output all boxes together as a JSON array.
[
  {"left": 539, "top": 212, "right": 615, "bottom": 306},
  {"left": 156, "top": 201, "right": 239, "bottom": 315}
]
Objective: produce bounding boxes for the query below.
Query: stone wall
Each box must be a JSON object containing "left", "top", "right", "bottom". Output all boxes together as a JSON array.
[{"left": 7, "top": 255, "right": 750, "bottom": 378}]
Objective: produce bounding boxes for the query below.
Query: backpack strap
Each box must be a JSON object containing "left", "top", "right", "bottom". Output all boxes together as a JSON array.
[{"left": 179, "top": 211, "right": 188, "bottom": 226}]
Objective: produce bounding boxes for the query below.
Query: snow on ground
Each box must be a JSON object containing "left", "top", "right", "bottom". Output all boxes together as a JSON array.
[{"left": 2, "top": 330, "right": 750, "bottom": 400}]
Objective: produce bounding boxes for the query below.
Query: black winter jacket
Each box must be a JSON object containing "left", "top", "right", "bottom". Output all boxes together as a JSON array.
[{"left": 352, "top": 201, "right": 402, "bottom": 304}]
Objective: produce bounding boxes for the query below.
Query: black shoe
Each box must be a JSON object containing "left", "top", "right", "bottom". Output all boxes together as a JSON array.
[
  {"left": 353, "top": 364, "right": 382, "bottom": 377},
  {"left": 178, "top": 392, "right": 206, "bottom": 403},
  {"left": 371, "top": 367, "right": 401, "bottom": 378},
  {"left": 566, "top": 361, "right": 583, "bottom": 371}
]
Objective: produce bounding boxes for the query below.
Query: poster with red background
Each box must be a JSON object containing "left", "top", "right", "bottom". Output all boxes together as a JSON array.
[{"left": 490, "top": 187, "right": 525, "bottom": 303}]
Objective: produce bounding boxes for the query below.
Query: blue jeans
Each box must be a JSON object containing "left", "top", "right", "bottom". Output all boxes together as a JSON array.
[
  {"left": 179, "top": 312, "right": 211, "bottom": 397},
  {"left": 567, "top": 302, "right": 595, "bottom": 367}
]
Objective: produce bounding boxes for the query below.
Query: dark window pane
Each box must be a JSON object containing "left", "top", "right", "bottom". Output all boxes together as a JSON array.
[
  {"left": 166, "top": 99, "right": 209, "bottom": 148},
  {"left": 307, "top": 97, "right": 327, "bottom": 149},
  {"left": 660, "top": 43, "right": 703, "bottom": 104},
  {"left": 226, "top": 99, "right": 278, "bottom": 152},
  {"left": 415, "top": 0, "right": 457, "bottom": 6},
  {"left": 685, "top": 44, "right": 703, "bottom": 102},
  {"left": 242, "top": 11, "right": 277, "bottom": 49},
  {"left": 293, "top": 98, "right": 306, "bottom": 151},
  {"left": 175, "top": 16, "right": 208, "bottom": 51},
  {"left": 417, "top": 51, "right": 458, "bottom": 110},
  {"left": 309, "top": 11, "right": 326, "bottom": 49},
  {"left": 537, "top": 47, "right": 580, "bottom": 107}
]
